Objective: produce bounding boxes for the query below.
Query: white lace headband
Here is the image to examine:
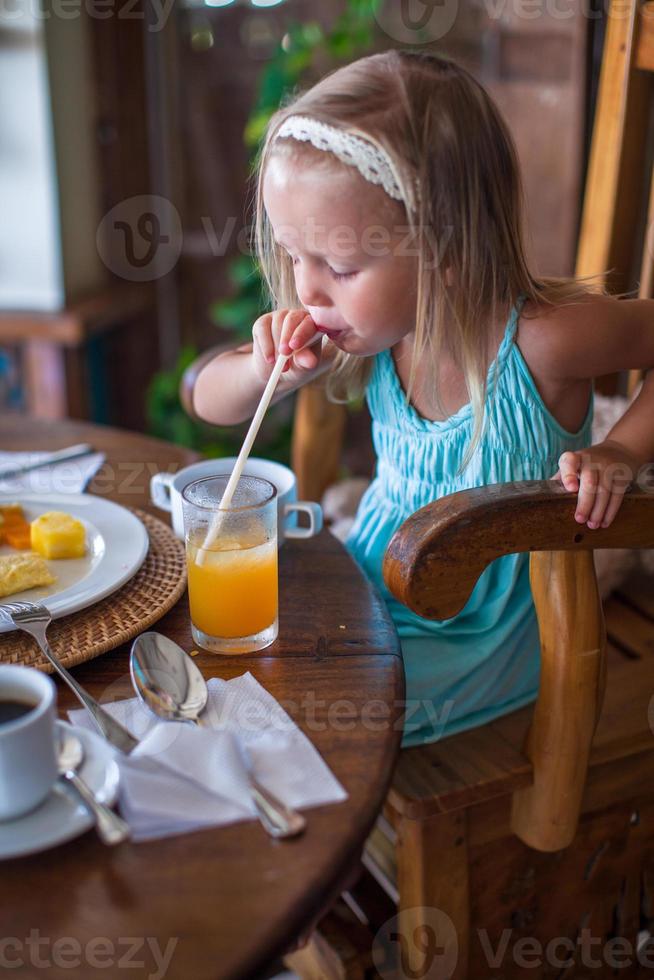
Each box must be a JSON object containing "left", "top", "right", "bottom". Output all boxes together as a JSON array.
[{"left": 273, "top": 114, "right": 420, "bottom": 213}]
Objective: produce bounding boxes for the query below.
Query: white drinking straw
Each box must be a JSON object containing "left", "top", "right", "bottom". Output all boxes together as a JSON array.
[{"left": 197, "top": 332, "right": 326, "bottom": 560}]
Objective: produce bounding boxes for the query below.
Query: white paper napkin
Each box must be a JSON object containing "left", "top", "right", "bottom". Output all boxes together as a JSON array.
[
  {"left": 68, "top": 671, "right": 348, "bottom": 841},
  {"left": 0, "top": 450, "right": 105, "bottom": 495}
]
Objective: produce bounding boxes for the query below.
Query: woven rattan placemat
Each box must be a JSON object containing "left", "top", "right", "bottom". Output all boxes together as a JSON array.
[{"left": 0, "top": 508, "right": 187, "bottom": 674}]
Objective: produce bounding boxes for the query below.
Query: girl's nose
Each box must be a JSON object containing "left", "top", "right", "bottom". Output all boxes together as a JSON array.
[{"left": 294, "top": 263, "right": 331, "bottom": 309}]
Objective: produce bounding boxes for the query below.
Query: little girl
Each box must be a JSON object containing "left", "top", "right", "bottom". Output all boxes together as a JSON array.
[{"left": 194, "top": 49, "right": 654, "bottom": 747}]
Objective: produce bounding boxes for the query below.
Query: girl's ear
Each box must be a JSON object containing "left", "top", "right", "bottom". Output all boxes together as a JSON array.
[{"left": 444, "top": 265, "right": 454, "bottom": 287}]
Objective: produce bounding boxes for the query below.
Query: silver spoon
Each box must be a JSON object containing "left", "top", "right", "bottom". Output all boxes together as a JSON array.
[
  {"left": 129, "top": 632, "right": 306, "bottom": 839},
  {"left": 57, "top": 731, "right": 130, "bottom": 846}
]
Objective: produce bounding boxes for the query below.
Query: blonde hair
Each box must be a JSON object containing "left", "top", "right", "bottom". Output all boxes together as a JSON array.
[{"left": 252, "top": 49, "right": 607, "bottom": 472}]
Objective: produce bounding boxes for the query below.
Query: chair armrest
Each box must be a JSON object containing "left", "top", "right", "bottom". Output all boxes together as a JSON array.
[
  {"left": 382, "top": 478, "right": 642, "bottom": 851},
  {"left": 383, "top": 480, "right": 654, "bottom": 619}
]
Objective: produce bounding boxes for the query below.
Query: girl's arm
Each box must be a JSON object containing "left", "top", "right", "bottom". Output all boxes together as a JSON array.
[
  {"left": 545, "top": 295, "right": 654, "bottom": 529},
  {"left": 193, "top": 309, "right": 337, "bottom": 425},
  {"left": 602, "top": 367, "right": 654, "bottom": 466}
]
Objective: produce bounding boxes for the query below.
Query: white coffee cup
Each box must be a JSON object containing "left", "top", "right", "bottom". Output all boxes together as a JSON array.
[
  {"left": 150, "top": 457, "right": 323, "bottom": 544},
  {"left": 0, "top": 666, "right": 57, "bottom": 821}
]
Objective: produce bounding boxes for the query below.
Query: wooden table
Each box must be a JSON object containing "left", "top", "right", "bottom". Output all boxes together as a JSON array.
[{"left": 0, "top": 418, "right": 404, "bottom": 980}]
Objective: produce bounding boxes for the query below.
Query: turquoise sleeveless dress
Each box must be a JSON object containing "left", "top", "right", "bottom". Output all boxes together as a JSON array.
[{"left": 344, "top": 294, "right": 594, "bottom": 748}]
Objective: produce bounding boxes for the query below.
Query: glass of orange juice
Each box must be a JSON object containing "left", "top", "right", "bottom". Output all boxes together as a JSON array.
[{"left": 181, "top": 475, "right": 278, "bottom": 654}]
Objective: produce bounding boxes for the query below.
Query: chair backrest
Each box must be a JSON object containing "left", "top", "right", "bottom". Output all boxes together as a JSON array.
[{"left": 575, "top": 0, "right": 654, "bottom": 395}]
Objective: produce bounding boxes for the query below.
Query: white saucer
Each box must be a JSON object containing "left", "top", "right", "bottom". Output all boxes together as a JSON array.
[{"left": 0, "top": 720, "right": 120, "bottom": 859}]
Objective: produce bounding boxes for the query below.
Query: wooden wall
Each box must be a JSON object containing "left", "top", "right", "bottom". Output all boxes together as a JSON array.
[{"left": 7, "top": 1, "right": 597, "bottom": 433}]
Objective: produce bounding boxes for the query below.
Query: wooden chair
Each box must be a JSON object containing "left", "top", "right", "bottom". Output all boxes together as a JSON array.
[
  {"left": 284, "top": 2, "right": 654, "bottom": 975},
  {"left": 182, "top": 3, "right": 654, "bottom": 974},
  {"left": 0, "top": 284, "right": 154, "bottom": 421},
  {"left": 283, "top": 489, "right": 654, "bottom": 979}
]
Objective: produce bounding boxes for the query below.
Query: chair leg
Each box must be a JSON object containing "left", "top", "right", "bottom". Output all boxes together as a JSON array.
[
  {"left": 511, "top": 550, "right": 607, "bottom": 852},
  {"left": 394, "top": 808, "right": 470, "bottom": 980}
]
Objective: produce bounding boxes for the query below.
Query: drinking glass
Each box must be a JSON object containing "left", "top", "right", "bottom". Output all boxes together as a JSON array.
[{"left": 182, "top": 475, "right": 278, "bottom": 654}]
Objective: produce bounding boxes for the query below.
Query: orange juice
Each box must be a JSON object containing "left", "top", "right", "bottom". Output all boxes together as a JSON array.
[{"left": 187, "top": 534, "right": 278, "bottom": 638}]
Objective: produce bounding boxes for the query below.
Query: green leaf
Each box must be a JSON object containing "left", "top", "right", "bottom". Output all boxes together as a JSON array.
[
  {"left": 210, "top": 295, "right": 260, "bottom": 331},
  {"left": 300, "top": 21, "right": 323, "bottom": 45},
  {"left": 229, "top": 254, "right": 258, "bottom": 287}
]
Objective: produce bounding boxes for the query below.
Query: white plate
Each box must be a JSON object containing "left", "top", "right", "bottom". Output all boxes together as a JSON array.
[
  {"left": 0, "top": 493, "right": 149, "bottom": 633},
  {"left": 0, "top": 721, "right": 121, "bottom": 859}
]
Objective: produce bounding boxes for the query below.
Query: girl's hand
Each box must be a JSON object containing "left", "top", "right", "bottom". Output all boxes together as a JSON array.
[
  {"left": 251, "top": 308, "right": 324, "bottom": 385},
  {"left": 549, "top": 440, "right": 639, "bottom": 529}
]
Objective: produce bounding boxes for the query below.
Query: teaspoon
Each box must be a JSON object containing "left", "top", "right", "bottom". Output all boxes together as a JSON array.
[{"left": 129, "top": 632, "right": 306, "bottom": 839}]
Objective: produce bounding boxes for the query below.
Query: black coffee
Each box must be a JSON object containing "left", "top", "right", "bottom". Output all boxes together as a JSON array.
[{"left": 0, "top": 699, "right": 36, "bottom": 725}]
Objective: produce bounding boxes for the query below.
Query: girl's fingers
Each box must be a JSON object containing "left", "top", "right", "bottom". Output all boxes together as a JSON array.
[
  {"left": 599, "top": 489, "right": 626, "bottom": 529},
  {"left": 575, "top": 466, "right": 599, "bottom": 523},
  {"left": 288, "top": 316, "right": 318, "bottom": 353},
  {"left": 253, "top": 309, "right": 319, "bottom": 377},
  {"left": 555, "top": 450, "right": 632, "bottom": 528},
  {"left": 295, "top": 349, "right": 317, "bottom": 370},
  {"left": 252, "top": 314, "right": 275, "bottom": 363},
  {"left": 586, "top": 481, "right": 611, "bottom": 528},
  {"left": 557, "top": 451, "right": 580, "bottom": 491},
  {"left": 283, "top": 347, "right": 317, "bottom": 374},
  {"left": 279, "top": 311, "right": 312, "bottom": 355},
  {"left": 268, "top": 309, "right": 291, "bottom": 356}
]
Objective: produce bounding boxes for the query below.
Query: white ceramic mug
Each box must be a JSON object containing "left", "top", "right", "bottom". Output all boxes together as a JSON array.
[
  {"left": 150, "top": 457, "right": 323, "bottom": 544},
  {"left": 0, "top": 666, "right": 57, "bottom": 821}
]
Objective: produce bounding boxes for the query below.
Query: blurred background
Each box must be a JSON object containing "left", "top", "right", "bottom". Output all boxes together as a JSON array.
[{"left": 0, "top": 0, "right": 610, "bottom": 474}]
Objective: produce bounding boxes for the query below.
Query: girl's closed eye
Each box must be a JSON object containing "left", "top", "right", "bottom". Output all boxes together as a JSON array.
[
  {"left": 288, "top": 254, "right": 358, "bottom": 281},
  {"left": 330, "top": 269, "right": 358, "bottom": 281}
]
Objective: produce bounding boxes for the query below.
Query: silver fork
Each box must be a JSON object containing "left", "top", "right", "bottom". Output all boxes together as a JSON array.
[{"left": 1, "top": 601, "right": 138, "bottom": 754}]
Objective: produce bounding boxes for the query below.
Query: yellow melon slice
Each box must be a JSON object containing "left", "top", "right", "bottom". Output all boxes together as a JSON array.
[{"left": 31, "top": 511, "right": 86, "bottom": 560}]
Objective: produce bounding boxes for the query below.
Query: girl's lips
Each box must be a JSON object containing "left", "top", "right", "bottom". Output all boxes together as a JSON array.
[{"left": 315, "top": 324, "right": 345, "bottom": 340}]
